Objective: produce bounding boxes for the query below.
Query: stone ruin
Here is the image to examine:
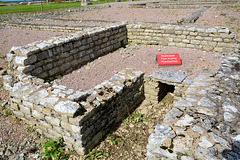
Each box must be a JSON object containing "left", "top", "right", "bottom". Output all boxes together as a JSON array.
[{"left": 1, "top": 1, "right": 240, "bottom": 159}]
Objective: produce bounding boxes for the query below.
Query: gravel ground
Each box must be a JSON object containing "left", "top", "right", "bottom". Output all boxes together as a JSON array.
[
  {"left": 0, "top": 28, "right": 65, "bottom": 68},
  {"left": 55, "top": 45, "right": 222, "bottom": 91}
]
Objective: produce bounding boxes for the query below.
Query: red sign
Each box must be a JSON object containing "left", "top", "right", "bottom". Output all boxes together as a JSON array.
[{"left": 156, "top": 54, "right": 182, "bottom": 66}]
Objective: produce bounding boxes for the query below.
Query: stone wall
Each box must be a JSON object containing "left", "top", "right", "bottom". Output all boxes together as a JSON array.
[
  {"left": 127, "top": 22, "right": 240, "bottom": 53},
  {"left": 3, "top": 20, "right": 240, "bottom": 157},
  {"left": 144, "top": 71, "right": 192, "bottom": 106},
  {"left": 5, "top": 22, "right": 127, "bottom": 88},
  {"left": 6, "top": 68, "right": 144, "bottom": 155},
  {"left": 147, "top": 50, "right": 240, "bottom": 159}
]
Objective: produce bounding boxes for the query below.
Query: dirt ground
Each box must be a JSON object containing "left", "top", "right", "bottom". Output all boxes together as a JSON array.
[{"left": 0, "top": 0, "right": 239, "bottom": 159}]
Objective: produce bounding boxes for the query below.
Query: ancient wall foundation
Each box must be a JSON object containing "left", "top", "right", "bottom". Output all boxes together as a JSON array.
[
  {"left": 127, "top": 22, "right": 240, "bottom": 53},
  {"left": 6, "top": 22, "right": 127, "bottom": 86},
  {"left": 147, "top": 50, "right": 240, "bottom": 160},
  {"left": 3, "top": 21, "right": 240, "bottom": 157}
]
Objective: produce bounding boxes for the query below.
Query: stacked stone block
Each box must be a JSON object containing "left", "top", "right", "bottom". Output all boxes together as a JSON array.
[
  {"left": 7, "top": 68, "right": 144, "bottom": 155},
  {"left": 6, "top": 23, "right": 127, "bottom": 85},
  {"left": 144, "top": 71, "right": 191, "bottom": 106},
  {"left": 127, "top": 22, "right": 240, "bottom": 53},
  {"left": 147, "top": 51, "right": 240, "bottom": 159}
]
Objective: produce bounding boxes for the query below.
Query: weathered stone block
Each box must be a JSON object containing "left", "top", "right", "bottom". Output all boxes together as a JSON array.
[{"left": 45, "top": 116, "right": 60, "bottom": 126}]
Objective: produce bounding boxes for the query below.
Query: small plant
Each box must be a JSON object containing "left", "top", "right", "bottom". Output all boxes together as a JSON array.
[
  {"left": 45, "top": 79, "right": 51, "bottom": 83},
  {"left": 108, "top": 137, "right": 117, "bottom": 145},
  {"left": 0, "top": 55, "right": 6, "bottom": 59},
  {"left": 125, "top": 113, "right": 146, "bottom": 124},
  {"left": 107, "top": 136, "right": 124, "bottom": 146},
  {"left": 40, "top": 137, "right": 68, "bottom": 160},
  {"left": 2, "top": 108, "right": 12, "bottom": 118},
  {"left": 56, "top": 75, "right": 62, "bottom": 79},
  {"left": 83, "top": 149, "right": 109, "bottom": 160},
  {"left": 27, "top": 125, "right": 35, "bottom": 132},
  {"left": 135, "top": 41, "right": 141, "bottom": 45},
  {"left": 0, "top": 82, "right": 4, "bottom": 88}
]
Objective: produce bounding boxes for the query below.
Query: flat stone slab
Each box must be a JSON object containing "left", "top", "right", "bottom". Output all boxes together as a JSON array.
[{"left": 152, "top": 71, "right": 188, "bottom": 83}]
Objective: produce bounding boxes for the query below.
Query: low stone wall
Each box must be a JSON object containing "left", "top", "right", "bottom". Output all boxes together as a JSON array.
[
  {"left": 127, "top": 22, "right": 240, "bottom": 53},
  {"left": 3, "top": 19, "right": 240, "bottom": 157},
  {"left": 1, "top": 22, "right": 87, "bottom": 32},
  {"left": 5, "top": 22, "right": 127, "bottom": 88},
  {"left": 144, "top": 71, "right": 192, "bottom": 106},
  {"left": 147, "top": 50, "right": 240, "bottom": 159},
  {"left": 7, "top": 68, "right": 144, "bottom": 155}
]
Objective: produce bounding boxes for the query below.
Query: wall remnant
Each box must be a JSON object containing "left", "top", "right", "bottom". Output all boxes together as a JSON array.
[
  {"left": 147, "top": 50, "right": 240, "bottom": 160},
  {"left": 127, "top": 22, "right": 240, "bottom": 53},
  {"left": 3, "top": 21, "right": 240, "bottom": 157}
]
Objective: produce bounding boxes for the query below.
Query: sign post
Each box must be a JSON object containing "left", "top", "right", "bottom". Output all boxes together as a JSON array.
[{"left": 156, "top": 54, "right": 182, "bottom": 66}]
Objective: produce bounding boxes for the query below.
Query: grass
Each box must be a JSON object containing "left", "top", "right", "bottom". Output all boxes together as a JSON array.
[
  {"left": 83, "top": 149, "right": 109, "bottom": 160},
  {"left": 0, "top": 106, "right": 12, "bottom": 118},
  {"left": 0, "top": 2, "right": 82, "bottom": 14},
  {"left": 0, "top": 55, "right": 7, "bottom": 59},
  {"left": 0, "top": 0, "right": 129, "bottom": 14}
]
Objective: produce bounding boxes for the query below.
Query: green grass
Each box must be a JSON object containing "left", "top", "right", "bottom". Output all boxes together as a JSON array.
[
  {"left": 0, "top": 2, "right": 82, "bottom": 14},
  {"left": 0, "top": 0, "right": 129, "bottom": 14}
]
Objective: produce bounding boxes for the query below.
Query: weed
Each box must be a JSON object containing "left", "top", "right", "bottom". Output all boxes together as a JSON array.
[
  {"left": 1, "top": 106, "right": 5, "bottom": 110},
  {"left": 0, "top": 82, "right": 4, "bottom": 88},
  {"left": 107, "top": 137, "right": 124, "bottom": 146},
  {"left": 125, "top": 113, "right": 146, "bottom": 124},
  {"left": 56, "top": 75, "right": 62, "bottom": 79},
  {"left": 45, "top": 79, "right": 51, "bottom": 83},
  {"left": 0, "top": 55, "right": 6, "bottom": 59},
  {"left": 108, "top": 137, "right": 117, "bottom": 145},
  {"left": 2, "top": 108, "right": 12, "bottom": 118},
  {"left": 83, "top": 149, "right": 109, "bottom": 160},
  {"left": 136, "top": 42, "right": 141, "bottom": 45},
  {"left": 27, "top": 125, "right": 35, "bottom": 132},
  {"left": 40, "top": 137, "right": 68, "bottom": 160}
]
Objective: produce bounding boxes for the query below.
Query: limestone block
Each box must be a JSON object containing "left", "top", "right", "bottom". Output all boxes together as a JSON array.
[
  {"left": 147, "top": 124, "right": 177, "bottom": 159},
  {"left": 31, "top": 67, "right": 43, "bottom": 76},
  {"left": 174, "top": 115, "right": 195, "bottom": 127},
  {"left": 14, "top": 56, "right": 27, "bottom": 66},
  {"left": 12, "top": 110, "right": 24, "bottom": 118},
  {"left": 37, "top": 51, "right": 49, "bottom": 61},
  {"left": 45, "top": 116, "right": 60, "bottom": 126},
  {"left": 54, "top": 100, "right": 80, "bottom": 116},
  {"left": 206, "top": 28, "right": 217, "bottom": 33},
  {"left": 32, "top": 110, "right": 44, "bottom": 120},
  {"left": 189, "top": 32, "right": 198, "bottom": 36},
  {"left": 163, "top": 108, "right": 183, "bottom": 123},
  {"left": 186, "top": 44, "right": 195, "bottom": 48},
  {"left": 19, "top": 104, "right": 31, "bottom": 115},
  {"left": 49, "top": 67, "right": 59, "bottom": 76},
  {"left": 173, "top": 135, "right": 194, "bottom": 156},
  {"left": 29, "top": 89, "right": 49, "bottom": 104},
  {"left": 213, "top": 38, "right": 223, "bottom": 42},
  {"left": 208, "top": 132, "right": 230, "bottom": 148},
  {"left": 223, "top": 112, "right": 236, "bottom": 122}
]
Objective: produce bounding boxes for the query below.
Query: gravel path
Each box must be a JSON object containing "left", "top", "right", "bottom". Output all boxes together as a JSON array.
[
  {"left": 0, "top": 28, "right": 65, "bottom": 69},
  {"left": 55, "top": 45, "right": 222, "bottom": 91}
]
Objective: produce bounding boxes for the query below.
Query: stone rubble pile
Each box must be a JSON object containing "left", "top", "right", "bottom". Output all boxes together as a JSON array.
[{"left": 147, "top": 50, "right": 240, "bottom": 159}]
